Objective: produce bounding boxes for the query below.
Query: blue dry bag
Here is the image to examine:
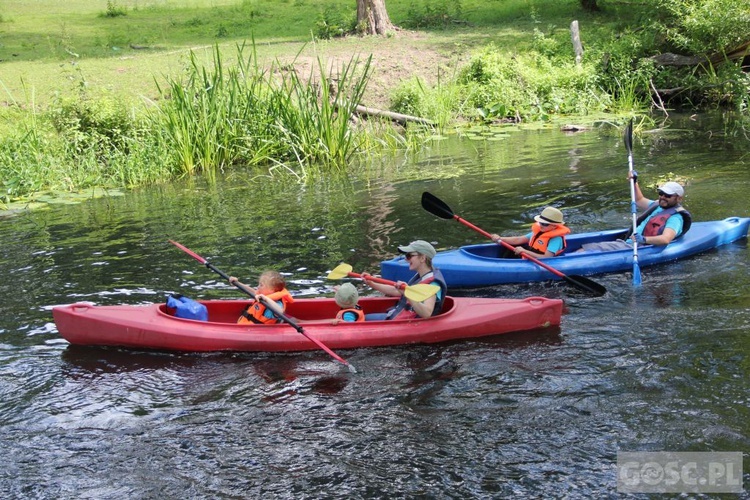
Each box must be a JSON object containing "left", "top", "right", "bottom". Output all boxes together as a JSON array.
[{"left": 167, "top": 294, "right": 208, "bottom": 321}]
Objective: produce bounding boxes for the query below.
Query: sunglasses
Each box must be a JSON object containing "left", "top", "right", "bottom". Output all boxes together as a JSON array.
[
  {"left": 404, "top": 252, "right": 420, "bottom": 260},
  {"left": 538, "top": 222, "right": 551, "bottom": 227},
  {"left": 657, "top": 190, "right": 677, "bottom": 198}
]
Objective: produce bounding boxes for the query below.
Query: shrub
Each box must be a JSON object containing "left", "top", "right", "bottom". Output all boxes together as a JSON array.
[
  {"left": 47, "top": 95, "right": 136, "bottom": 158},
  {"left": 456, "top": 46, "right": 612, "bottom": 120},
  {"left": 102, "top": 1, "right": 127, "bottom": 18},
  {"left": 654, "top": 0, "right": 750, "bottom": 56},
  {"left": 314, "top": 5, "right": 356, "bottom": 40},
  {"left": 402, "top": 0, "right": 464, "bottom": 29}
]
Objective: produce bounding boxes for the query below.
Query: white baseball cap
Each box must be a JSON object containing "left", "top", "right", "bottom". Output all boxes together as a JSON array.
[{"left": 658, "top": 181, "right": 684, "bottom": 196}]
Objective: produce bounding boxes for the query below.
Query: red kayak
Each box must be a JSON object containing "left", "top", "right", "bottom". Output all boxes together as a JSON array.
[{"left": 53, "top": 296, "right": 563, "bottom": 353}]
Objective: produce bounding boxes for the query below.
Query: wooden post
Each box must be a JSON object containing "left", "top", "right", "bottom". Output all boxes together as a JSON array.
[{"left": 570, "top": 20, "right": 583, "bottom": 66}]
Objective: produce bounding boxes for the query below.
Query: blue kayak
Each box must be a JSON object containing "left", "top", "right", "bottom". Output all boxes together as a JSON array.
[{"left": 380, "top": 217, "right": 750, "bottom": 287}]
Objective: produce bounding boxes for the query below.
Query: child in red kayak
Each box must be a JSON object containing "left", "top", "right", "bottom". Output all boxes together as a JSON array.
[
  {"left": 229, "top": 270, "right": 294, "bottom": 324},
  {"left": 331, "top": 283, "right": 364, "bottom": 324}
]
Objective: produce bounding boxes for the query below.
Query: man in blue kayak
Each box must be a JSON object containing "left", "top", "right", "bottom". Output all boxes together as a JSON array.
[{"left": 579, "top": 173, "right": 692, "bottom": 251}]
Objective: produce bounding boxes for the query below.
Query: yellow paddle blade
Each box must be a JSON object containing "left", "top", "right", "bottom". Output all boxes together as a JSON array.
[
  {"left": 327, "top": 263, "right": 353, "bottom": 280},
  {"left": 403, "top": 283, "right": 440, "bottom": 303}
]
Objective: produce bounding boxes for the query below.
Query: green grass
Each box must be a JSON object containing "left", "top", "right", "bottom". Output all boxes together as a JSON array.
[
  {"left": 1, "top": 0, "right": 339, "bottom": 63},
  {"left": 0, "top": 0, "right": 636, "bottom": 110}
]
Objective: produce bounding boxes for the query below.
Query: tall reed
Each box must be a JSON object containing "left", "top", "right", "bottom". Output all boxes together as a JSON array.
[
  {"left": 152, "top": 43, "right": 374, "bottom": 180},
  {"left": 270, "top": 55, "right": 372, "bottom": 173}
]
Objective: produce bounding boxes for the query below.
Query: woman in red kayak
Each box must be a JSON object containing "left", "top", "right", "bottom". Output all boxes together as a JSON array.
[{"left": 362, "top": 240, "right": 447, "bottom": 320}]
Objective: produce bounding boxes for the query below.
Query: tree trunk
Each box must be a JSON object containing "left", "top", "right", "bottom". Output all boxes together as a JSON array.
[
  {"left": 580, "top": 0, "right": 599, "bottom": 11},
  {"left": 357, "top": 0, "right": 395, "bottom": 35}
]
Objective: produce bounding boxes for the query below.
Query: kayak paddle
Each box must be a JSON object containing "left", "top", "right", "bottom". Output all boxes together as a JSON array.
[
  {"left": 624, "top": 119, "right": 642, "bottom": 286},
  {"left": 420, "top": 192, "right": 607, "bottom": 297},
  {"left": 169, "top": 240, "right": 356, "bottom": 373},
  {"left": 327, "top": 263, "right": 440, "bottom": 302}
]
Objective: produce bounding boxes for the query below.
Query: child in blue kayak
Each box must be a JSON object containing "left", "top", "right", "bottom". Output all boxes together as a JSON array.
[{"left": 490, "top": 206, "right": 570, "bottom": 258}]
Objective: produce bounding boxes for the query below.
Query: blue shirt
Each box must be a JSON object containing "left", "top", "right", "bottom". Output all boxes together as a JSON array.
[{"left": 339, "top": 310, "right": 361, "bottom": 322}]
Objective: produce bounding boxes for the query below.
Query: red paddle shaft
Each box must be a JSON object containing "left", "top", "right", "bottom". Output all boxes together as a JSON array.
[
  {"left": 169, "top": 240, "right": 356, "bottom": 372},
  {"left": 452, "top": 215, "right": 568, "bottom": 279},
  {"left": 349, "top": 270, "right": 407, "bottom": 289}
]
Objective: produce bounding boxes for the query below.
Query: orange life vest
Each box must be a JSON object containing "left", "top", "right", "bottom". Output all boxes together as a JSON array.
[
  {"left": 335, "top": 307, "right": 365, "bottom": 322},
  {"left": 237, "top": 289, "right": 294, "bottom": 325},
  {"left": 528, "top": 223, "right": 571, "bottom": 256}
]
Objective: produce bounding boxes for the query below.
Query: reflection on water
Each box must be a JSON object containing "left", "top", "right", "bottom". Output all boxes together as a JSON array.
[{"left": 1, "top": 114, "right": 749, "bottom": 496}]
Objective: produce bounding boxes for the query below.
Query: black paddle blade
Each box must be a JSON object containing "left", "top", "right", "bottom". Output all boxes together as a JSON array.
[
  {"left": 422, "top": 192, "right": 455, "bottom": 220},
  {"left": 623, "top": 119, "right": 633, "bottom": 154},
  {"left": 422, "top": 191, "right": 608, "bottom": 297},
  {"left": 566, "top": 275, "right": 607, "bottom": 297}
]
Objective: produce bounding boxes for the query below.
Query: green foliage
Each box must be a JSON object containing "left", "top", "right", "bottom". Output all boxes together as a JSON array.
[
  {"left": 47, "top": 95, "right": 136, "bottom": 156},
  {"left": 153, "top": 43, "right": 374, "bottom": 180},
  {"left": 0, "top": 100, "right": 171, "bottom": 204},
  {"left": 390, "top": 79, "right": 425, "bottom": 116},
  {"left": 2, "top": 0, "right": 750, "bottom": 203},
  {"left": 456, "top": 47, "right": 611, "bottom": 121},
  {"left": 590, "top": 33, "right": 657, "bottom": 112},
  {"left": 215, "top": 25, "right": 229, "bottom": 38},
  {"left": 653, "top": 0, "right": 750, "bottom": 55},
  {"left": 0, "top": 128, "right": 49, "bottom": 203},
  {"left": 402, "top": 0, "right": 464, "bottom": 29},
  {"left": 102, "top": 1, "right": 127, "bottom": 18},
  {"left": 672, "top": 60, "right": 750, "bottom": 111},
  {"left": 314, "top": 5, "right": 356, "bottom": 40},
  {"left": 391, "top": 75, "right": 463, "bottom": 130},
  {"left": 271, "top": 55, "right": 373, "bottom": 171},
  {"left": 582, "top": 0, "right": 750, "bottom": 111}
]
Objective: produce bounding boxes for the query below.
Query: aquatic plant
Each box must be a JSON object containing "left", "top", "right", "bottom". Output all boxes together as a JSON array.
[{"left": 152, "top": 43, "right": 373, "bottom": 180}]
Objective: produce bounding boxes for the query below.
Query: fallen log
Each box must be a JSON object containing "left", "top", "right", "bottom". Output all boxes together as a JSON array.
[
  {"left": 650, "top": 52, "right": 705, "bottom": 67},
  {"left": 651, "top": 40, "right": 750, "bottom": 68},
  {"left": 353, "top": 105, "right": 434, "bottom": 126}
]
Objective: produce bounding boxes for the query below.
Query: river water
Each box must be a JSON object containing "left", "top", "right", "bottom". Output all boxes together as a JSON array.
[{"left": 1, "top": 114, "right": 748, "bottom": 497}]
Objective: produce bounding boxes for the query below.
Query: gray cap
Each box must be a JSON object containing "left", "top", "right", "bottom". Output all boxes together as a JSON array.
[
  {"left": 335, "top": 283, "right": 359, "bottom": 308},
  {"left": 397, "top": 240, "right": 436, "bottom": 258}
]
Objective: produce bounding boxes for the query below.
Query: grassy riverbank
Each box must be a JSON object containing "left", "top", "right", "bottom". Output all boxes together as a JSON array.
[
  {"left": 0, "top": 0, "right": 605, "bottom": 111},
  {"left": 1, "top": 0, "right": 748, "bottom": 207}
]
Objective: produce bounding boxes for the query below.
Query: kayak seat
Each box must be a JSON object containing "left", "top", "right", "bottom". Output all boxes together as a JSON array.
[
  {"left": 559, "top": 229, "right": 630, "bottom": 254},
  {"left": 463, "top": 245, "right": 511, "bottom": 259}
]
